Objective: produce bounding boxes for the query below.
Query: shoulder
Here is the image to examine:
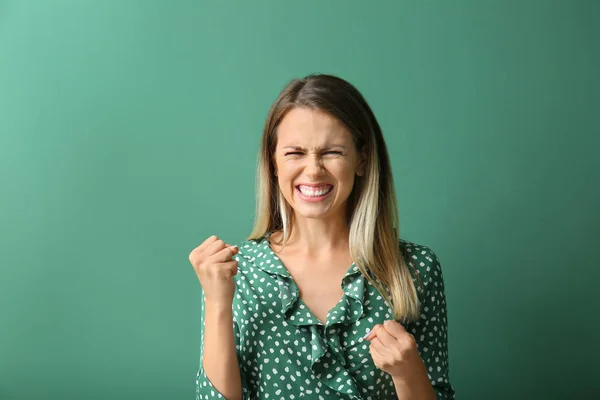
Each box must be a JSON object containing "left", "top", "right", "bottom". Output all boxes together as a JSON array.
[
  {"left": 234, "top": 238, "right": 265, "bottom": 258},
  {"left": 399, "top": 239, "right": 446, "bottom": 294},
  {"left": 231, "top": 237, "right": 269, "bottom": 273}
]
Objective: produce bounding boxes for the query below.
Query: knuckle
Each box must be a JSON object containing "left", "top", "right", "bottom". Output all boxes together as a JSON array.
[
  {"left": 189, "top": 255, "right": 200, "bottom": 268},
  {"left": 405, "top": 334, "right": 417, "bottom": 348},
  {"left": 191, "top": 245, "right": 205, "bottom": 257}
]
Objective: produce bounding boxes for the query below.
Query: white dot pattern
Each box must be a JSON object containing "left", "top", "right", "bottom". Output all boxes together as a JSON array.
[{"left": 196, "top": 237, "right": 455, "bottom": 399}]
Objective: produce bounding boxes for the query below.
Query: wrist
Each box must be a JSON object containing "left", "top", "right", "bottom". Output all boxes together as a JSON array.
[
  {"left": 392, "top": 378, "right": 436, "bottom": 400},
  {"left": 392, "top": 364, "right": 436, "bottom": 400},
  {"left": 204, "top": 300, "right": 233, "bottom": 319}
]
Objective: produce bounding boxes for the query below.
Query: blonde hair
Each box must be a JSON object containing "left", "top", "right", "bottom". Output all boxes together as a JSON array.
[{"left": 248, "top": 74, "right": 420, "bottom": 322}]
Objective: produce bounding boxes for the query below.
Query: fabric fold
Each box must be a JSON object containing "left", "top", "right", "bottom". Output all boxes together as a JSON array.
[
  {"left": 309, "top": 324, "right": 361, "bottom": 398},
  {"left": 248, "top": 237, "right": 367, "bottom": 399}
]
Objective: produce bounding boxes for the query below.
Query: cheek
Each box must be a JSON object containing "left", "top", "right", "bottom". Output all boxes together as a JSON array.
[
  {"left": 277, "top": 163, "right": 296, "bottom": 180},
  {"left": 276, "top": 163, "right": 299, "bottom": 192},
  {"left": 330, "top": 161, "right": 357, "bottom": 182}
]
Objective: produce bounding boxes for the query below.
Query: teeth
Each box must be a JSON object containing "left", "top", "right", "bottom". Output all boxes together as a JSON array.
[{"left": 298, "top": 185, "right": 332, "bottom": 197}]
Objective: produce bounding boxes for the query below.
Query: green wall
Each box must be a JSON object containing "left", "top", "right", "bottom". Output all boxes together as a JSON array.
[{"left": 1, "top": 1, "right": 598, "bottom": 399}]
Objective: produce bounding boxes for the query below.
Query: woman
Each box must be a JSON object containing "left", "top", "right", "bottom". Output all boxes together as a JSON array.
[{"left": 190, "top": 74, "right": 455, "bottom": 399}]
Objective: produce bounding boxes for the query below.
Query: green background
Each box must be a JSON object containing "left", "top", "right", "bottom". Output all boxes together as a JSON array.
[{"left": 1, "top": 1, "right": 598, "bottom": 399}]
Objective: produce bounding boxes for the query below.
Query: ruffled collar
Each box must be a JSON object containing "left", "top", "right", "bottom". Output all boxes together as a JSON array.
[{"left": 246, "top": 236, "right": 367, "bottom": 399}]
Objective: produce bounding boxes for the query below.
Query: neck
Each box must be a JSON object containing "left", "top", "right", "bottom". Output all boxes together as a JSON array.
[{"left": 280, "top": 215, "right": 350, "bottom": 255}]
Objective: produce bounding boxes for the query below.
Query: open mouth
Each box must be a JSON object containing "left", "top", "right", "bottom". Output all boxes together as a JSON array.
[{"left": 295, "top": 184, "right": 334, "bottom": 198}]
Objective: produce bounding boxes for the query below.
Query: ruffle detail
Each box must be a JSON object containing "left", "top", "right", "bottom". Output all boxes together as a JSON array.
[{"left": 249, "top": 237, "right": 366, "bottom": 399}]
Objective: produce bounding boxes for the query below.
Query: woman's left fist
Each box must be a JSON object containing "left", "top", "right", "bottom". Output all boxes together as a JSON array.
[{"left": 364, "top": 320, "right": 424, "bottom": 379}]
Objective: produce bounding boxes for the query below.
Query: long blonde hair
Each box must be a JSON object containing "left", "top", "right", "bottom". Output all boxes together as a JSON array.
[{"left": 248, "top": 74, "right": 420, "bottom": 322}]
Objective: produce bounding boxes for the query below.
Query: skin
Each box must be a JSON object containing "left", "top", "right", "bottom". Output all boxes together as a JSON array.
[{"left": 273, "top": 107, "right": 364, "bottom": 227}]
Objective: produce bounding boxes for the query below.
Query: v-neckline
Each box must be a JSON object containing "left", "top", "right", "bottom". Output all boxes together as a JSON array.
[{"left": 260, "top": 235, "right": 360, "bottom": 326}]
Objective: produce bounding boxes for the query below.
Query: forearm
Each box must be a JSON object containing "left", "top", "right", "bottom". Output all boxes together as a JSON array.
[{"left": 203, "top": 302, "right": 242, "bottom": 400}]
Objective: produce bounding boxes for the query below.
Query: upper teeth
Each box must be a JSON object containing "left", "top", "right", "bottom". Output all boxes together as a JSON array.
[{"left": 298, "top": 185, "right": 332, "bottom": 197}]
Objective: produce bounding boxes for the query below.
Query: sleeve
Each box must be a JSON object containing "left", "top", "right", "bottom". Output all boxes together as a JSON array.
[
  {"left": 409, "top": 247, "right": 456, "bottom": 400},
  {"left": 195, "top": 291, "right": 249, "bottom": 400}
]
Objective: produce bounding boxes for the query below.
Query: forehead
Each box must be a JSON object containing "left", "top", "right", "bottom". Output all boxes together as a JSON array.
[{"left": 276, "top": 107, "right": 353, "bottom": 147}]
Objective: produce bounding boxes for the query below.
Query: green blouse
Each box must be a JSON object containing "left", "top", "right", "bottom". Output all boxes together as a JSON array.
[{"left": 195, "top": 237, "right": 455, "bottom": 399}]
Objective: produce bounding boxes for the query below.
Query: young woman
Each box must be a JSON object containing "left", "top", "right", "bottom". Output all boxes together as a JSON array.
[{"left": 190, "top": 74, "right": 455, "bottom": 399}]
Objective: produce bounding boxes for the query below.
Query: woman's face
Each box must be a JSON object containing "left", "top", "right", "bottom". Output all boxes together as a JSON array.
[{"left": 274, "top": 107, "right": 365, "bottom": 222}]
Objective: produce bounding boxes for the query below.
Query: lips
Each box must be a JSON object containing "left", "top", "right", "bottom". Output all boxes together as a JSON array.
[{"left": 295, "top": 183, "right": 333, "bottom": 188}]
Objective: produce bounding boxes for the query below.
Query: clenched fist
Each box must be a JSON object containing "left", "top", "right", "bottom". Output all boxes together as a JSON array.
[{"left": 189, "top": 235, "right": 239, "bottom": 307}]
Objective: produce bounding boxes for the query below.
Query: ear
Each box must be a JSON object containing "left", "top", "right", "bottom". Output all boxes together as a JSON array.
[{"left": 356, "top": 148, "right": 367, "bottom": 176}]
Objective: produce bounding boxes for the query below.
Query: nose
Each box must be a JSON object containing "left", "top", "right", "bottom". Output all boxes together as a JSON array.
[{"left": 305, "top": 154, "right": 325, "bottom": 177}]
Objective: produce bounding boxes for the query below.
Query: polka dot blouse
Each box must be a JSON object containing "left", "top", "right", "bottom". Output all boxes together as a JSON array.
[{"left": 195, "top": 237, "right": 455, "bottom": 399}]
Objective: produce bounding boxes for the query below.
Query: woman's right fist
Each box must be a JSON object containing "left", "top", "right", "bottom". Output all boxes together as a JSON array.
[{"left": 189, "top": 235, "right": 239, "bottom": 306}]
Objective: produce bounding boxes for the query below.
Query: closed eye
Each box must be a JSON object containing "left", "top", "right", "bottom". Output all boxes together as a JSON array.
[{"left": 284, "top": 150, "right": 343, "bottom": 156}]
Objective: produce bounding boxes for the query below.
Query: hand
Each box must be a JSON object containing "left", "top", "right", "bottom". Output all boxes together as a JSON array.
[
  {"left": 365, "top": 320, "right": 433, "bottom": 396},
  {"left": 189, "top": 235, "right": 239, "bottom": 307}
]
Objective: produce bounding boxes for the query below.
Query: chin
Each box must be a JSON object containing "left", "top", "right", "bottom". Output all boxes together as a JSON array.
[
  {"left": 295, "top": 211, "right": 331, "bottom": 220},
  {"left": 291, "top": 203, "right": 342, "bottom": 221}
]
